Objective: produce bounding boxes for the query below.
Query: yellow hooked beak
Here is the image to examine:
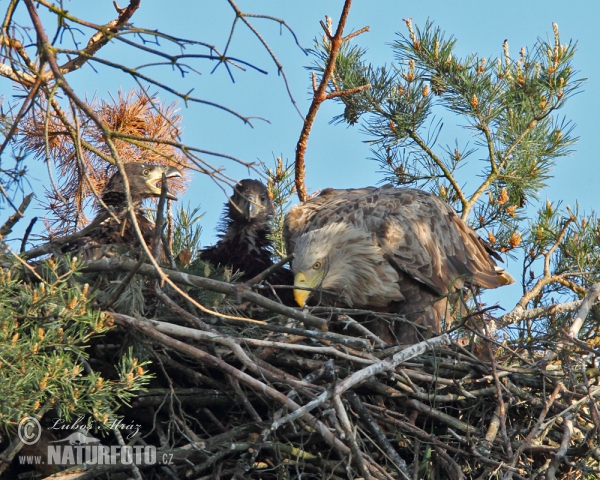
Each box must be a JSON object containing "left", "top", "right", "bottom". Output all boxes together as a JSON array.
[
  {"left": 293, "top": 272, "right": 311, "bottom": 307},
  {"left": 293, "top": 270, "right": 324, "bottom": 307}
]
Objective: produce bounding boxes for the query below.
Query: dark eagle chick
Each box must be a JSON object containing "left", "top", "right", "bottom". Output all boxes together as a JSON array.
[
  {"left": 65, "top": 162, "right": 182, "bottom": 259},
  {"left": 200, "top": 179, "right": 293, "bottom": 300},
  {"left": 285, "top": 185, "right": 514, "bottom": 344}
]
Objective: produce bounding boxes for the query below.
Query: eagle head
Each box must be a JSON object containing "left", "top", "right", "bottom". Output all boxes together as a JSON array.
[
  {"left": 101, "top": 162, "right": 183, "bottom": 207},
  {"left": 227, "top": 179, "right": 274, "bottom": 224},
  {"left": 291, "top": 223, "right": 403, "bottom": 309},
  {"left": 291, "top": 236, "right": 328, "bottom": 307}
]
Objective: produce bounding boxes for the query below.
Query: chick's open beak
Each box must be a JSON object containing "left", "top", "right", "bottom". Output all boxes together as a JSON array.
[{"left": 149, "top": 166, "right": 182, "bottom": 200}]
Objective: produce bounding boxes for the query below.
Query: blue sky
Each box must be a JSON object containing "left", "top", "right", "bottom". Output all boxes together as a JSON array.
[{"left": 2, "top": 1, "right": 598, "bottom": 309}]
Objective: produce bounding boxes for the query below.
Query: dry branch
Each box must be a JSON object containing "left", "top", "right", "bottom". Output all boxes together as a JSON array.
[
  {"left": 82, "top": 255, "right": 328, "bottom": 329},
  {"left": 294, "top": 0, "right": 370, "bottom": 201}
]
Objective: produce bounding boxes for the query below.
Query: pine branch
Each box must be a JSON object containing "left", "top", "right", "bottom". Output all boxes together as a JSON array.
[{"left": 294, "top": 0, "right": 369, "bottom": 202}]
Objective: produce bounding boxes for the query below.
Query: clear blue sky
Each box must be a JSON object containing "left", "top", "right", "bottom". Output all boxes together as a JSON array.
[{"left": 3, "top": 1, "right": 598, "bottom": 309}]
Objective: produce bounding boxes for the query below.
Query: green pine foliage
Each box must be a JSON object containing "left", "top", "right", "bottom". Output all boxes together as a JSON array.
[
  {"left": 520, "top": 202, "right": 600, "bottom": 341},
  {"left": 308, "top": 20, "right": 600, "bottom": 308},
  {"left": 263, "top": 157, "right": 296, "bottom": 260},
  {"left": 0, "top": 257, "right": 152, "bottom": 433},
  {"left": 185, "top": 257, "right": 240, "bottom": 311},
  {"left": 171, "top": 202, "right": 204, "bottom": 265},
  {"left": 309, "top": 20, "right": 583, "bottom": 257}
]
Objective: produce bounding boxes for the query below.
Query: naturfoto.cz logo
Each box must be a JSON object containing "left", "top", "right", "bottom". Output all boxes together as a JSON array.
[{"left": 17, "top": 416, "right": 173, "bottom": 467}]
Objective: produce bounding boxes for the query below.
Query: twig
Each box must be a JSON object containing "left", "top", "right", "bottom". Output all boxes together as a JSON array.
[
  {"left": 22, "top": 212, "right": 110, "bottom": 260},
  {"left": 464, "top": 118, "right": 540, "bottom": 219},
  {"left": 485, "top": 338, "right": 513, "bottom": 458},
  {"left": 294, "top": 0, "right": 369, "bottom": 201},
  {"left": 434, "top": 444, "right": 465, "bottom": 480},
  {"left": 152, "top": 283, "right": 213, "bottom": 331},
  {"left": 335, "top": 334, "right": 451, "bottom": 395},
  {"left": 82, "top": 256, "right": 328, "bottom": 329},
  {"left": 338, "top": 314, "right": 388, "bottom": 348},
  {"left": 228, "top": 376, "right": 261, "bottom": 423},
  {"left": 97, "top": 254, "right": 147, "bottom": 310},
  {"left": 568, "top": 282, "right": 600, "bottom": 338},
  {"left": 271, "top": 334, "right": 451, "bottom": 430},
  {"left": 243, "top": 253, "right": 293, "bottom": 287},
  {"left": 0, "top": 193, "right": 34, "bottom": 236},
  {"left": 545, "top": 414, "right": 573, "bottom": 480},
  {"left": 498, "top": 299, "right": 585, "bottom": 327},
  {"left": 539, "top": 283, "right": 600, "bottom": 365},
  {"left": 152, "top": 171, "right": 169, "bottom": 261},
  {"left": 50, "top": 0, "right": 141, "bottom": 77},
  {"left": 406, "top": 398, "right": 477, "bottom": 434},
  {"left": 505, "top": 382, "right": 565, "bottom": 479},
  {"left": 346, "top": 390, "right": 410, "bottom": 477},
  {"left": 481, "top": 405, "right": 501, "bottom": 454},
  {"left": 150, "top": 319, "right": 372, "bottom": 364},
  {"left": 235, "top": 321, "right": 370, "bottom": 349},
  {"left": 109, "top": 312, "right": 351, "bottom": 456},
  {"left": 226, "top": 0, "right": 304, "bottom": 119},
  {"left": 114, "top": 428, "right": 143, "bottom": 480},
  {"left": 514, "top": 218, "right": 575, "bottom": 310},
  {"left": 371, "top": 405, "right": 528, "bottom": 480},
  {"left": 332, "top": 394, "right": 373, "bottom": 480},
  {"left": 20, "top": 216, "right": 38, "bottom": 253}
]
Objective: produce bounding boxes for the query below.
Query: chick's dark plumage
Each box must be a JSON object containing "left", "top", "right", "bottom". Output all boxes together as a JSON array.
[
  {"left": 63, "top": 162, "right": 182, "bottom": 259},
  {"left": 200, "top": 179, "right": 293, "bottom": 302}
]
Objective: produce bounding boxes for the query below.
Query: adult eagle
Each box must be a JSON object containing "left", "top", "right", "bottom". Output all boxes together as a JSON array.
[
  {"left": 65, "top": 162, "right": 182, "bottom": 259},
  {"left": 200, "top": 179, "right": 293, "bottom": 302},
  {"left": 284, "top": 185, "right": 514, "bottom": 344}
]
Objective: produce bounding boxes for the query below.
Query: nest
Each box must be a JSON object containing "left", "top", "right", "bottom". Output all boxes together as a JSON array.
[
  {"left": 111, "top": 323, "right": 598, "bottom": 479},
  {"left": 8, "top": 254, "right": 600, "bottom": 480}
]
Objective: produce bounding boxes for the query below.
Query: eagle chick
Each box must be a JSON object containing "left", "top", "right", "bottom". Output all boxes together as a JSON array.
[
  {"left": 66, "top": 162, "right": 182, "bottom": 259},
  {"left": 200, "top": 179, "right": 293, "bottom": 301},
  {"left": 285, "top": 185, "right": 514, "bottom": 344}
]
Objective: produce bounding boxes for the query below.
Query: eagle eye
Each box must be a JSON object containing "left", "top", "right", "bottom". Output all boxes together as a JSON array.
[
  {"left": 142, "top": 168, "right": 150, "bottom": 176},
  {"left": 312, "top": 261, "right": 322, "bottom": 270}
]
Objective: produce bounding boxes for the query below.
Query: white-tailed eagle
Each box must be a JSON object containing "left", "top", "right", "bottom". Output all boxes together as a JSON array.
[{"left": 284, "top": 185, "right": 514, "bottom": 344}]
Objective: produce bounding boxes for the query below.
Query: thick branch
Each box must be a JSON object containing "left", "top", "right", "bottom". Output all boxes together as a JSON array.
[
  {"left": 294, "top": 0, "right": 368, "bottom": 202},
  {"left": 82, "top": 256, "right": 328, "bottom": 329},
  {"left": 271, "top": 334, "right": 451, "bottom": 430},
  {"left": 0, "top": 193, "right": 34, "bottom": 236}
]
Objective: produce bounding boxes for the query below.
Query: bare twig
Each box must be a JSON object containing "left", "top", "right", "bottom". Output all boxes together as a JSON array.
[
  {"left": 271, "top": 334, "right": 451, "bottom": 430},
  {"left": 545, "top": 414, "right": 573, "bottom": 480},
  {"left": 82, "top": 256, "right": 328, "bottom": 328},
  {"left": 294, "top": 0, "right": 369, "bottom": 201},
  {"left": 109, "top": 312, "right": 351, "bottom": 456},
  {"left": 243, "top": 253, "right": 293, "bottom": 287},
  {"left": 0, "top": 193, "right": 34, "bottom": 237},
  {"left": 346, "top": 390, "right": 410, "bottom": 477}
]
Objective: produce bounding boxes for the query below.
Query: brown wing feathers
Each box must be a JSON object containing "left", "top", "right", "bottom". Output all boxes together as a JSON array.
[{"left": 285, "top": 185, "right": 514, "bottom": 344}]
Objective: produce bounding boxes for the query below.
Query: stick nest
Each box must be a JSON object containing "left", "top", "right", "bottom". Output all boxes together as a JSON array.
[{"left": 98, "top": 299, "right": 600, "bottom": 479}]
